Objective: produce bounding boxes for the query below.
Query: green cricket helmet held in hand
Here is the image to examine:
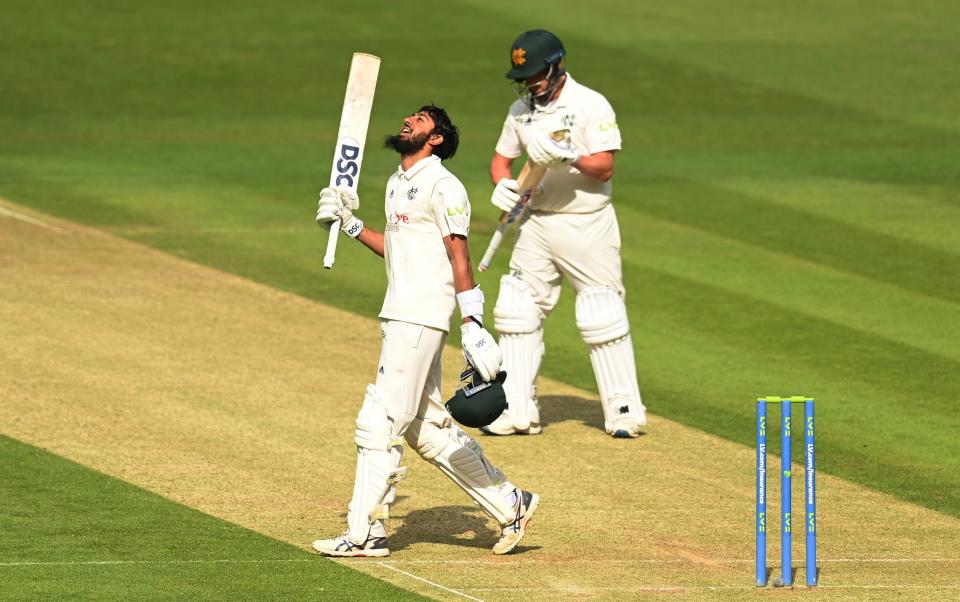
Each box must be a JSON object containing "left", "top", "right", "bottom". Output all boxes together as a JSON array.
[{"left": 446, "top": 368, "right": 508, "bottom": 428}]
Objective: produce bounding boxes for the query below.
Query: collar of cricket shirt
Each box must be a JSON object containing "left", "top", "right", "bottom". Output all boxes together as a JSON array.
[{"left": 398, "top": 154, "right": 440, "bottom": 180}]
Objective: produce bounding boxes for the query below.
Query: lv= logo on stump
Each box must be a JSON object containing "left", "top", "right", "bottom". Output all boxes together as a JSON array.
[{"left": 756, "top": 396, "right": 817, "bottom": 588}]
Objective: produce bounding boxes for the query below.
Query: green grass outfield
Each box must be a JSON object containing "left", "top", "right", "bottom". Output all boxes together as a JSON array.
[
  {"left": 0, "top": 436, "right": 426, "bottom": 601},
  {"left": 1, "top": 0, "right": 958, "bottom": 550}
]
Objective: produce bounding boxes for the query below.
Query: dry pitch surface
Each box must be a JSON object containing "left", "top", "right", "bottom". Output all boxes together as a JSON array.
[{"left": 2, "top": 200, "right": 959, "bottom": 601}]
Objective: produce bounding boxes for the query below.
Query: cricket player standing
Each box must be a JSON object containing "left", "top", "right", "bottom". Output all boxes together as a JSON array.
[
  {"left": 484, "top": 30, "right": 647, "bottom": 438},
  {"left": 311, "top": 105, "right": 539, "bottom": 557}
]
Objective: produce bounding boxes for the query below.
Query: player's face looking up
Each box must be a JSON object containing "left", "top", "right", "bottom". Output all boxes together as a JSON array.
[{"left": 384, "top": 111, "right": 440, "bottom": 155}]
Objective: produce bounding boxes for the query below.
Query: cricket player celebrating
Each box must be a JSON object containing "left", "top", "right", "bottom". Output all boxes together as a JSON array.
[
  {"left": 484, "top": 30, "right": 647, "bottom": 438},
  {"left": 311, "top": 105, "right": 539, "bottom": 557}
]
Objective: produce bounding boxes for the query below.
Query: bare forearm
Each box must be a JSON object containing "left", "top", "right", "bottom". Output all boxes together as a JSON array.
[
  {"left": 490, "top": 153, "right": 515, "bottom": 185},
  {"left": 355, "top": 227, "right": 385, "bottom": 257},
  {"left": 450, "top": 243, "right": 476, "bottom": 294},
  {"left": 444, "top": 235, "right": 479, "bottom": 324},
  {"left": 573, "top": 151, "right": 615, "bottom": 182}
]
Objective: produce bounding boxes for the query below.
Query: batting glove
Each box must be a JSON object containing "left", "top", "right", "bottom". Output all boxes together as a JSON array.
[
  {"left": 526, "top": 131, "right": 580, "bottom": 169},
  {"left": 460, "top": 322, "right": 502, "bottom": 382},
  {"left": 490, "top": 178, "right": 521, "bottom": 212},
  {"left": 316, "top": 187, "right": 364, "bottom": 238}
]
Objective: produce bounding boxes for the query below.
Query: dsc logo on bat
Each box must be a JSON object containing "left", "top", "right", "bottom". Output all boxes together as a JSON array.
[{"left": 334, "top": 137, "right": 362, "bottom": 187}]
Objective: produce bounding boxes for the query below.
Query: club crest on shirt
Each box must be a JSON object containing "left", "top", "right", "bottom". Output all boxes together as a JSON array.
[{"left": 406, "top": 187, "right": 418, "bottom": 200}]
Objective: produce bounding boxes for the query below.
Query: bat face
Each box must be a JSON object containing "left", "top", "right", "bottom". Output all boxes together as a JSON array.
[
  {"left": 333, "top": 136, "right": 362, "bottom": 188},
  {"left": 323, "top": 52, "right": 381, "bottom": 269},
  {"left": 327, "top": 53, "right": 380, "bottom": 193}
]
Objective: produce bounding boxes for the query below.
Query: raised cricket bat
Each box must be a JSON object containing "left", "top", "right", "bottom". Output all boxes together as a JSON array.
[
  {"left": 477, "top": 130, "right": 568, "bottom": 272},
  {"left": 323, "top": 53, "right": 380, "bottom": 269}
]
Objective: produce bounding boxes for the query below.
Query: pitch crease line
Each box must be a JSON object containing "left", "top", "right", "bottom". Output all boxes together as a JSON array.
[
  {"left": 384, "top": 557, "right": 960, "bottom": 565},
  {"left": 374, "top": 561, "right": 484, "bottom": 602},
  {"left": 0, "top": 558, "right": 316, "bottom": 567},
  {"left": 0, "top": 206, "right": 65, "bottom": 233},
  {"left": 464, "top": 585, "right": 960, "bottom": 592}
]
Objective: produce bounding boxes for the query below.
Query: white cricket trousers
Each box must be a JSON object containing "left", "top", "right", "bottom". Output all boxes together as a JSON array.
[
  {"left": 375, "top": 319, "right": 450, "bottom": 433},
  {"left": 510, "top": 203, "right": 625, "bottom": 313}
]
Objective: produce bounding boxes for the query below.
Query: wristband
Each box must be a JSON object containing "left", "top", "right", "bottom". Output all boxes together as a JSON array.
[{"left": 456, "top": 286, "right": 484, "bottom": 325}]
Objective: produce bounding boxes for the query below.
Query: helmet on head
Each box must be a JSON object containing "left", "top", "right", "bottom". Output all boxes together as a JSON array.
[
  {"left": 505, "top": 29, "right": 566, "bottom": 80},
  {"left": 445, "top": 369, "right": 508, "bottom": 428}
]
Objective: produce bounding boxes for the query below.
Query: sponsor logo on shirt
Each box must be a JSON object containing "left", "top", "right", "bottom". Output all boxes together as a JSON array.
[{"left": 386, "top": 211, "right": 410, "bottom": 232}]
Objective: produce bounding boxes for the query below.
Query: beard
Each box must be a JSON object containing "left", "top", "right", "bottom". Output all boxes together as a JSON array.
[{"left": 384, "top": 130, "right": 430, "bottom": 155}]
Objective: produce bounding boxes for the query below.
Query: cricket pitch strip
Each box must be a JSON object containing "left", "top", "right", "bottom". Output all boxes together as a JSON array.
[{"left": 2, "top": 200, "right": 959, "bottom": 601}]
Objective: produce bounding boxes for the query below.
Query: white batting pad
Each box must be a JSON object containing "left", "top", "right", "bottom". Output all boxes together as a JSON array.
[
  {"left": 575, "top": 286, "right": 630, "bottom": 345},
  {"left": 493, "top": 275, "right": 542, "bottom": 334},
  {"left": 493, "top": 275, "right": 544, "bottom": 430},
  {"left": 405, "top": 418, "right": 516, "bottom": 525},
  {"left": 589, "top": 335, "right": 647, "bottom": 432},
  {"left": 347, "top": 385, "right": 405, "bottom": 545},
  {"left": 496, "top": 330, "right": 543, "bottom": 431},
  {"left": 575, "top": 288, "right": 646, "bottom": 432}
]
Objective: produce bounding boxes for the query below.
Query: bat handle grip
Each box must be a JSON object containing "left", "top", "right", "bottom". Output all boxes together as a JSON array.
[
  {"left": 323, "top": 219, "right": 341, "bottom": 269},
  {"left": 478, "top": 223, "right": 508, "bottom": 272}
]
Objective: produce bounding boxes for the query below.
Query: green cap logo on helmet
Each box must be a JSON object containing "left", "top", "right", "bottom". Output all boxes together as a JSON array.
[
  {"left": 445, "top": 369, "right": 508, "bottom": 428},
  {"left": 506, "top": 29, "right": 565, "bottom": 80}
]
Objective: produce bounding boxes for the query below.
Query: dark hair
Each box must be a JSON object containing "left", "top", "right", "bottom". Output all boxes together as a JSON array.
[{"left": 420, "top": 104, "right": 459, "bottom": 160}]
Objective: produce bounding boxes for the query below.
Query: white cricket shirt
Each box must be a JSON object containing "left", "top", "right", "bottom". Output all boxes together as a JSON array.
[
  {"left": 495, "top": 74, "right": 622, "bottom": 214},
  {"left": 379, "top": 154, "right": 471, "bottom": 332}
]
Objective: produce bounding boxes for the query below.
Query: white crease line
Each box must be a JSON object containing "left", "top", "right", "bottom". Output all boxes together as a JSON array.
[
  {"left": 822, "top": 558, "right": 960, "bottom": 563},
  {"left": 386, "top": 557, "right": 960, "bottom": 565},
  {"left": 375, "top": 561, "right": 484, "bottom": 602},
  {"left": 464, "top": 585, "right": 960, "bottom": 592},
  {"left": 0, "top": 558, "right": 315, "bottom": 567},
  {"left": 467, "top": 586, "right": 752, "bottom": 592},
  {"left": 0, "top": 206, "right": 65, "bottom": 233}
]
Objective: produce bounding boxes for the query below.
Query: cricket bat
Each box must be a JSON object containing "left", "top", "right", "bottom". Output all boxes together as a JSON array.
[
  {"left": 477, "top": 130, "right": 568, "bottom": 272},
  {"left": 323, "top": 52, "right": 381, "bottom": 269}
]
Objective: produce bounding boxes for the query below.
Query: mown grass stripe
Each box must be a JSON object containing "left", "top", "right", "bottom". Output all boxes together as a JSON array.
[
  {"left": 621, "top": 176, "right": 960, "bottom": 303},
  {"left": 620, "top": 212, "right": 960, "bottom": 361},
  {"left": 0, "top": 435, "right": 428, "bottom": 601}
]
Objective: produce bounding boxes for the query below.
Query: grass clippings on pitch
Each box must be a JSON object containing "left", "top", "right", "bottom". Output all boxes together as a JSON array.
[{"left": 3, "top": 203, "right": 960, "bottom": 601}]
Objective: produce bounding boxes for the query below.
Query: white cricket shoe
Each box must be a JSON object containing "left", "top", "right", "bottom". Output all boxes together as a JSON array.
[
  {"left": 312, "top": 532, "right": 390, "bottom": 558},
  {"left": 493, "top": 489, "right": 540, "bottom": 555},
  {"left": 610, "top": 415, "right": 646, "bottom": 438}
]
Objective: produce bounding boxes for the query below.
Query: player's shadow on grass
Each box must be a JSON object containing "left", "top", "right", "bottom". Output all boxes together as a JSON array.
[
  {"left": 388, "top": 504, "right": 540, "bottom": 554},
  {"left": 539, "top": 394, "right": 608, "bottom": 434}
]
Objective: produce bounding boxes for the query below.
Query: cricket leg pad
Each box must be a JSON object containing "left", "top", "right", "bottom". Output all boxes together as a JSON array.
[
  {"left": 347, "top": 384, "right": 406, "bottom": 545},
  {"left": 575, "top": 288, "right": 647, "bottom": 434},
  {"left": 493, "top": 275, "right": 544, "bottom": 433},
  {"left": 406, "top": 418, "right": 516, "bottom": 524}
]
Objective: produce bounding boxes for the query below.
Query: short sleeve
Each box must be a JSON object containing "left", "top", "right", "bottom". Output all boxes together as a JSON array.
[
  {"left": 583, "top": 95, "right": 622, "bottom": 154},
  {"left": 494, "top": 114, "right": 524, "bottom": 159},
  {"left": 433, "top": 177, "right": 471, "bottom": 237}
]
